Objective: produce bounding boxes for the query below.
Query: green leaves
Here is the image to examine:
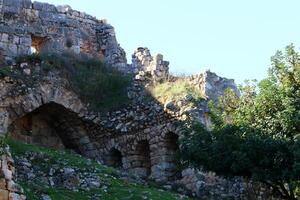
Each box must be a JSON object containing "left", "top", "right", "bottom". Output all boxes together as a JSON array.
[{"left": 181, "top": 44, "right": 300, "bottom": 199}]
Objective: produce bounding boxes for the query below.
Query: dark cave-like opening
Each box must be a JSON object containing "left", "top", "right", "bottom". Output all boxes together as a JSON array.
[
  {"left": 134, "top": 140, "right": 151, "bottom": 177},
  {"left": 164, "top": 132, "right": 181, "bottom": 180},
  {"left": 106, "top": 148, "right": 123, "bottom": 168},
  {"left": 8, "top": 102, "right": 87, "bottom": 154}
]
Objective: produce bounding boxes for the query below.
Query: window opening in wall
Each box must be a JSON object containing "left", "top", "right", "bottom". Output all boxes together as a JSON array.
[
  {"left": 107, "top": 148, "right": 123, "bottom": 168},
  {"left": 31, "top": 35, "right": 48, "bottom": 54}
]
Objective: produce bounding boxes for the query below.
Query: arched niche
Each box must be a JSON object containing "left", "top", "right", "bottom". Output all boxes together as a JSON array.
[{"left": 129, "top": 140, "right": 151, "bottom": 178}]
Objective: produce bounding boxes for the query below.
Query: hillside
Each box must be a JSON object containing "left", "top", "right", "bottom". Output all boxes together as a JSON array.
[{"left": 6, "top": 138, "right": 190, "bottom": 200}]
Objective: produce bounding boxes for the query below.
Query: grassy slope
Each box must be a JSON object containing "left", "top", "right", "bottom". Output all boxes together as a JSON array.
[
  {"left": 7, "top": 139, "right": 190, "bottom": 200},
  {"left": 149, "top": 79, "right": 203, "bottom": 104}
]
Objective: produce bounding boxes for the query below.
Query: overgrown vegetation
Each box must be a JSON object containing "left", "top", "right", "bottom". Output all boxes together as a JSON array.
[
  {"left": 148, "top": 79, "right": 203, "bottom": 104},
  {"left": 180, "top": 44, "right": 300, "bottom": 200},
  {"left": 6, "top": 138, "right": 189, "bottom": 200},
  {"left": 1, "top": 53, "right": 132, "bottom": 111}
]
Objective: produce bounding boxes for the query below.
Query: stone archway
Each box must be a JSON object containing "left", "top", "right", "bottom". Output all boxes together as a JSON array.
[
  {"left": 128, "top": 140, "right": 152, "bottom": 178},
  {"left": 0, "top": 84, "right": 99, "bottom": 159},
  {"left": 164, "top": 132, "right": 181, "bottom": 180},
  {"left": 149, "top": 124, "right": 182, "bottom": 182},
  {"left": 8, "top": 102, "right": 90, "bottom": 155}
]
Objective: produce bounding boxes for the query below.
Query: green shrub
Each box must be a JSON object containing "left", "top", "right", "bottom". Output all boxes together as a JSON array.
[{"left": 0, "top": 66, "right": 12, "bottom": 77}]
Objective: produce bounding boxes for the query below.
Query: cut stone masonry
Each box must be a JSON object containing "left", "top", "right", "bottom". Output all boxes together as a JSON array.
[{"left": 0, "top": 0, "right": 127, "bottom": 71}]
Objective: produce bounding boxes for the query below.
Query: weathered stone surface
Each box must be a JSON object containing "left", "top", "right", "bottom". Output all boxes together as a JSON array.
[
  {"left": 189, "top": 70, "right": 240, "bottom": 102},
  {"left": 0, "top": 189, "right": 9, "bottom": 200},
  {"left": 132, "top": 47, "right": 169, "bottom": 83},
  {"left": 0, "top": 0, "right": 127, "bottom": 72},
  {"left": 0, "top": 146, "right": 25, "bottom": 200}
]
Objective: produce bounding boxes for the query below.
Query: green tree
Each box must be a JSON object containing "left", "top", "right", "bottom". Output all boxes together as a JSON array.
[{"left": 181, "top": 44, "right": 300, "bottom": 199}]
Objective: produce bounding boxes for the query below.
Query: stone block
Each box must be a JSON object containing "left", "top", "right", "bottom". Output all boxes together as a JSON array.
[
  {"left": 23, "top": 9, "right": 39, "bottom": 21},
  {"left": 12, "top": 36, "right": 19, "bottom": 45},
  {"left": 0, "top": 178, "right": 6, "bottom": 189},
  {"left": 3, "top": 6, "right": 21, "bottom": 18},
  {"left": 1, "top": 33, "right": 8, "bottom": 43},
  {"left": 3, "top": 0, "right": 21, "bottom": 7},
  {"left": 17, "top": 45, "right": 30, "bottom": 55},
  {"left": 33, "top": 2, "right": 56, "bottom": 12},
  {"left": 9, "top": 192, "right": 24, "bottom": 200},
  {"left": 56, "top": 5, "right": 72, "bottom": 13},
  {"left": 0, "top": 189, "right": 8, "bottom": 200},
  {"left": 79, "top": 136, "right": 90, "bottom": 145},
  {"left": 2, "top": 169, "right": 12, "bottom": 180},
  {"left": 22, "top": 0, "right": 32, "bottom": 9},
  {"left": 7, "top": 44, "right": 17, "bottom": 55}
]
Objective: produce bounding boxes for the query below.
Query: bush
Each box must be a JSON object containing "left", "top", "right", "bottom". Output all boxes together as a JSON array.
[{"left": 180, "top": 44, "right": 300, "bottom": 200}]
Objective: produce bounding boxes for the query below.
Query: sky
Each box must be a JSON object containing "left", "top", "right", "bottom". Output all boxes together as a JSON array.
[{"left": 37, "top": 0, "right": 300, "bottom": 84}]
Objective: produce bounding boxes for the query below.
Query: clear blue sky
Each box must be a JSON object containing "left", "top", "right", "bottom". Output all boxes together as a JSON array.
[{"left": 38, "top": 0, "right": 300, "bottom": 84}]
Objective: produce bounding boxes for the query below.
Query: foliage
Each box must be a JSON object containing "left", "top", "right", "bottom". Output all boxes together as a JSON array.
[
  {"left": 210, "top": 44, "right": 300, "bottom": 139},
  {"left": 181, "top": 44, "right": 300, "bottom": 199},
  {"left": 7, "top": 139, "right": 189, "bottom": 200}
]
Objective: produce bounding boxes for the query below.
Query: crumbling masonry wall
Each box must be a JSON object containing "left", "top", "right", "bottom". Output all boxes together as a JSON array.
[
  {"left": 0, "top": 0, "right": 127, "bottom": 71},
  {"left": 0, "top": 69, "right": 183, "bottom": 183}
]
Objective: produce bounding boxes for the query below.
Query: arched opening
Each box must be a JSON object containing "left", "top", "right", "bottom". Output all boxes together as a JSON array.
[
  {"left": 31, "top": 35, "right": 48, "bottom": 54},
  {"left": 130, "top": 140, "right": 151, "bottom": 178},
  {"left": 8, "top": 102, "right": 91, "bottom": 155},
  {"left": 164, "top": 132, "right": 181, "bottom": 180},
  {"left": 106, "top": 148, "right": 123, "bottom": 168}
]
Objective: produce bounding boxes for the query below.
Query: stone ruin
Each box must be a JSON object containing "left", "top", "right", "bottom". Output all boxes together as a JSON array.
[
  {"left": 132, "top": 47, "right": 170, "bottom": 84},
  {"left": 0, "top": 0, "right": 127, "bottom": 71},
  {"left": 188, "top": 70, "right": 239, "bottom": 102},
  {"left": 0, "top": 0, "right": 274, "bottom": 199}
]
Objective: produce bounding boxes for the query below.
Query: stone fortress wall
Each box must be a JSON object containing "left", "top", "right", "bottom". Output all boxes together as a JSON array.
[{"left": 0, "top": 0, "right": 127, "bottom": 71}]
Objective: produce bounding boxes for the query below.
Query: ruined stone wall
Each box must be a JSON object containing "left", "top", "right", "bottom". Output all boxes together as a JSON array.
[
  {"left": 132, "top": 47, "right": 169, "bottom": 83},
  {"left": 188, "top": 70, "right": 239, "bottom": 102},
  {"left": 0, "top": 146, "right": 26, "bottom": 200},
  {"left": 0, "top": 0, "right": 127, "bottom": 71},
  {"left": 84, "top": 101, "right": 182, "bottom": 182},
  {"left": 0, "top": 61, "right": 183, "bottom": 182}
]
